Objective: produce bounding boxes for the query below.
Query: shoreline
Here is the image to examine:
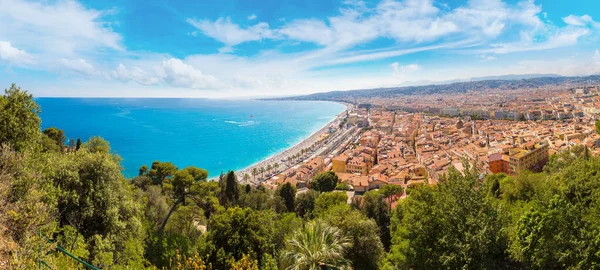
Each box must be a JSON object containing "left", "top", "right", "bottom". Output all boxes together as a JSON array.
[{"left": 223, "top": 101, "right": 351, "bottom": 182}]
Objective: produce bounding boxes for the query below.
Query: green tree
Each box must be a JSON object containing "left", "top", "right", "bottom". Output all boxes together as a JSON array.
[
  {"left": 219, "top": 170, "right": 240, "bottom": 207},
  {"left": 360, "top": 190, "right": 392, "bottom": 250},
  {"left": 513, "top": 196, "right": 597, "bottom": 269},
  {"left": 139, "top": 165, "right": 148, "bottom": 176},
  {"left": 386, "top": 163, "right": 510, "bottom": 269},
  {"left": 280, "top": 220, "right": 351, "bottom": 270},
  {"left": 335, "top": 182, "right": 351, "bottom": 191},
  {"left": 40, "top": 133, "right": 62, "bottom": 153},
  {"left": 238, "top": 185, "right": 271, "bottom": 211},
  {"left": 260, "top": 253, "right": 278, "bottom": 270},
  {"left": 42, "top": 127, "right": 66, "bottom": 150},
  {"left": 207, "top": 207, "right": 275, "bottom": 269},
  {"left": 159, "top": 167, "right": 213, "bottom": 233},
  {"left": 47, "top": 149, "right": 145, "bottom": 267},
  {"left": 0, "top": 84, "right": 41, "bottom": 152},
  {"left": 182, "top": 166, "right": 209, "bottom": 181},
  {"left": 596, "top": 119, "right": 600, "bottom": 135},
  {"left": 252, "top": 167, "right": 258, "bottom": 181},
  {"left": 314, "top": 192, "right": 347, "bottom": 216},
  {"left": 295, "top": 190, "right": 319, "bottom": 219},
  {"left": 278, "top": 182, "right": 297, "bottom": 212},
  {"left": 148, "top": 161, "right": 178, "bottom": 185},
  {"left": 322, "top": 205, "right": 384, "bottom": 270},
  {"left": 379, "top": 184, "right": 403, "bottom": 206},
  {"left": 311, "top": 171, "right": 338, "bottom": 192},
  {"left": 0, "top": 144, "right": 55, "bottom": 267},
  {"left": 83, "top": 136, "right": 111, "bottom": 154},
  {"left": 75, "top": 138, "right": 82, "bottom": 150},
  {"left": 172, "top": 169, "right": 195, "bottom": 198}
]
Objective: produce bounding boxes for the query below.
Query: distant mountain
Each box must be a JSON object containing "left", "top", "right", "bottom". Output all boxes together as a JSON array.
[
  {"left": 270, "top": 75, "right": 600, "bottom": 102},
  {"left": 400, "top": 74, "right": 562, "bottom": 87}
]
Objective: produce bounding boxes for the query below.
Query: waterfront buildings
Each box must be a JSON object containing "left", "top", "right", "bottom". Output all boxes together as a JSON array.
[{"left": 270, "top": 84, "right": 600, "bottom": 197}]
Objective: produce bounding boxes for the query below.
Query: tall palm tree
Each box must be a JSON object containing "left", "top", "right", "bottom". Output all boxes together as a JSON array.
[
  {"left": 267, "top": 164, "right": 273, "bottom": 175},
  {"left": 252, "top": 167, "right": 258, "bottom": 181},
  {"left": 280, "top": 221, "right": 351, "bottom": 270},
  {"left": 243, "top": 173, "right": 250, "bottom": 183},
  {"left": 260, "top": 167, "right": 265, "bottom": 179},
  {"left": 274, "top": 162, "right": 279, "bottom": 172}
]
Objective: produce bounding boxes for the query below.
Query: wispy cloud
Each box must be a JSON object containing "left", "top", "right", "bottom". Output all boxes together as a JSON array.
[
  {"left": 563, "top": 14, "right": 600, "bottom": 28},
  {"left": 2, "top": 0, "right": 600, "bottom": 96},
  {"left": 0, "top": 41, "right": 35, "bottom": 66},
  {"left": 0, "top": 0, "right": 122, "bottom": 56},
  {"left": 58, "top": 58, "right": 96, "bottom": 76},
  {"left": 391, "top": 62, "right": 421, "bottom": 73},
  {"left": 187, "top": 17, "right": 275, "bottom": 53}
]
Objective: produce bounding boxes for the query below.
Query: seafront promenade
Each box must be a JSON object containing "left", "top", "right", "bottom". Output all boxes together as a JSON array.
[{"left": 234, "top": 104, "right": 351, "bottom": 183}]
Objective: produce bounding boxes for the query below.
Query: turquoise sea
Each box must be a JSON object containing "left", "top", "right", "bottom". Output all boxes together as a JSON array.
[{"left": 36, "top": 98, "right": 345, "bottom": 178}]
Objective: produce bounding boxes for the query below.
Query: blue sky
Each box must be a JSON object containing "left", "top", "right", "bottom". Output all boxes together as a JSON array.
[{"left": 0, "top": 0, "right": 599, "bottom": 97}]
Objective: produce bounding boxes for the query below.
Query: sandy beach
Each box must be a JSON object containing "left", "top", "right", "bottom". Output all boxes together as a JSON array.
[{"left": 231, "top": 102, "right": 351, "bottom": 183}]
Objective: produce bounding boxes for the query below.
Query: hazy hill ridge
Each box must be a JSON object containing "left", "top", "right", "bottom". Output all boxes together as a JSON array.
[{"left": 273, "top": 75, "right": 600, "bottom": 101}]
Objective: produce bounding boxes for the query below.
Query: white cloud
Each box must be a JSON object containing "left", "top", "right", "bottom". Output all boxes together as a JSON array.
[
  {"left": 58, "top": 58, "right": 96, "bottom": 75},
  {"left": 188, "top": 0, "right": 552, "bottom": 57},
  {"left": 477, "top": 27, "right": 589, "bottom": 54},
  {"left": 563, "top": 14, "right": 600, "bottom": 28},
  {"left": 187, "top": 17, "right": 275, "bottom": 52},
  {"left": 5, "top": 0, "right": 600, "bottom": 97},
  {"left": 279, "top": 19, "right": 333, "bottom": 46},
  {"left": 479, "top": 55, "right": 497, "bottom": 62},
  {"left": 0, "top": 41, "right": 35, "bottom": 66},
  {"left": 376, "top": 0, "right": 457, "bottom": 42},
  {"left": 390, "top": 62, "right": 421, "bottom": 74},
  {"left": 111, "top": 63, "right": 161, "bottom": 85},
  {"left": 159, "top": 58, "right": 225, "bottom": 89},
  {"left": 0, "top": 0, "right": 122, "bottom": 57}
]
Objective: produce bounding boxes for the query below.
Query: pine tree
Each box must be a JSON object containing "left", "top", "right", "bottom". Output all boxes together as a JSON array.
[{"left": 76, "top": 138, "right": 82, "bottom": 150}]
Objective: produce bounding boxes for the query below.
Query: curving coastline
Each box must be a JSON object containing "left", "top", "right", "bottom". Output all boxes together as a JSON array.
[{"left": 228, "top": 101, "right": 351, "bottom": 183}]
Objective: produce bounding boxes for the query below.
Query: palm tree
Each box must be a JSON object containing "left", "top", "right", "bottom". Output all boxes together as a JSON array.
[
  {"left": 252, "top": 168, "right": 258, "bottom": 181},
  {"left": 267, "top": 164, "right": 273, "bottom": 175},
  {"left": 287, "top": 156, "right": 292, "bottom": 166},
  {"left": 281, "top": 221, "right": 351, "bottom": 270},
  {"left": 260, "top": 167, "right": 265, "bottom": 179},
  {"left": 274, "top": 162, "right": 279, "bottom": 172},
  {"left": 243, "top": 173, "right": 250, "bottom": 183}
]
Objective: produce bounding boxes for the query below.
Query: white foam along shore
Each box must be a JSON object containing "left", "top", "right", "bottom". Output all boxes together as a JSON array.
[{"left": 229, "top": 101, "right": 351, "bottom": 182}]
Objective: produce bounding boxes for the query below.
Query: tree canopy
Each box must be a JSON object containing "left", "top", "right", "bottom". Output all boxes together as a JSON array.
[
  {"left": 311, "top": 171, "right": 338, "bottom": 192},
  {"left": 0, "top": 84, "right": 41, "bottom": 152}
]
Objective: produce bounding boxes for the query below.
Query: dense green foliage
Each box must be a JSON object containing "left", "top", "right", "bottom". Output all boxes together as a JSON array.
[
  {"left": 278, "top": 182, "right": 297, "bottom": 212},
  {"left": 4, "top": 84, "right": 600, "bottom": 269},
  {"left": 0, "top": 84, "right": 41, "bottom": 152},
  {"left": 280, "top": 220, "right": 351, "bottom": 269},
  {"left": 310, "top": 171, "right": 338, "bottom": 192}
]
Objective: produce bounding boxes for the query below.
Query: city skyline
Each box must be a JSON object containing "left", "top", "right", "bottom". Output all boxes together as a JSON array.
[{"left": 1, "top": 0, "right": 599, "bottom": 98}]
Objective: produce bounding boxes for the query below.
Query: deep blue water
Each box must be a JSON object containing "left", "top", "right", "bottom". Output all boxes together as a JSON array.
[{"left": 36, "top": 98, "right": 345, "bottom": 178}]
